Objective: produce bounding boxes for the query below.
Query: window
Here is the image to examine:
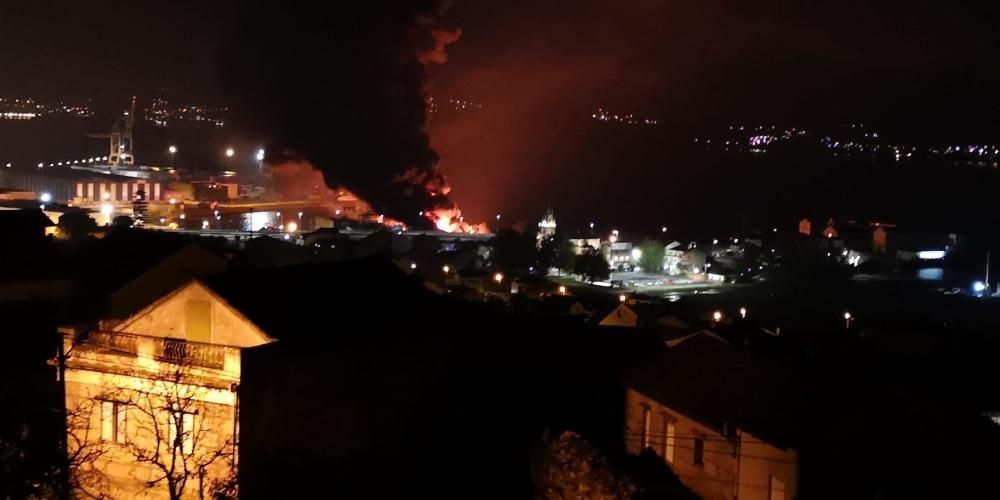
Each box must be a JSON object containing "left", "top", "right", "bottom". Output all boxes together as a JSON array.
[
  {"left": 100, "top": 401, "right": 127, "bottom": 444},
  {"left": 693, "top": 436, "right": 704, "bottom": 466},
  {"left": 640, "top": 406, "right": 652, "bottom": 449},
  {"left": 184, "top": 299, "right": 212, "bottom": 343},
  {"left": 769, "top": 476, "right": 786, "bottom": 500},
  {"left": 663, "top": 420, "right": 676, "bottom": 463},
  {"left": 168, "top": 411, "right": 195, "bottom": 455}
]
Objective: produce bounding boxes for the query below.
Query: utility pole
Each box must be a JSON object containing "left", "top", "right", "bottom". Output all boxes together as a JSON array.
[{"left": 986, "top": 250, "right": 991, "bottom": 293}]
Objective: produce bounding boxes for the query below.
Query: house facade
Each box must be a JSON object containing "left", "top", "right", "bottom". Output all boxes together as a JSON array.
[
  {"left": 622, "top": 335, "right": 800, "bottom": 500},
  {"left": 61, "top": 280, "right": 270, "bottom": 499},
  {"left": 624, "top": 388, "right": 798, "bottom": 500}
]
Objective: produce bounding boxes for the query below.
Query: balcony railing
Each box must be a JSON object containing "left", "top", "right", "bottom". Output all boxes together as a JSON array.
[
  {"left": 153, "top": 338, "right": 225, "bottom": 370},
  {"left": 79, "top": 330, "right": 138, "bottom": 355},
  {"left": 77, "top": 331, "right": 226, "bottom": 370}
]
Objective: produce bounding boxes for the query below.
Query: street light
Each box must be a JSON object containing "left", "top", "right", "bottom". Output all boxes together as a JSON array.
[
  {"left": 843, "top": 312, "right": 853, "bottom": 329},
  {"left": 495, "top": 213, "right": 501, "bottom": 232},
  {"left": 739, "top": 307, "right": 747, "bottom": 319},
  {"left": 494, "top": 272, "right": 504, "bottom": 284},
  {"left": 225, "top": 147, "right": 235, "bottom": 158},
  {"left": 712, "top": 310, "right": 723, "bottom": 322},
  {"left": 411, "top": 262, "right": 418, "bottom": 270},
  {"left": 558, "top": 285, "right": 567, "bottom": 294},
  {"left": 661, "top": 226, "right": 667, "bottom": 233},
  {"left": 168, "top": 145, "right": 177, "bottom": 168},
  {"left": 39, "top": 192, "right": 52, "bottom": 203},
  {"left": 619, "top": 294, "right": 627, "bottom": 303},
  {"left": 286, "top": 221, "right": 298, "bottom": 233},
  {"left": 442, "top": 265, "right": 450, "bottom": 273}
]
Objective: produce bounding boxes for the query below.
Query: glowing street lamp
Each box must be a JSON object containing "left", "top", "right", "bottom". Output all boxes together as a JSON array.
[
  {"left": 619, "top": 294, "right": 627, "bottom": 303},
  {"left": 410, "top": 262, "right": 418, "bottom": 270},
  {"left": 225, "top": 147, "right": 235, "bottom": 158},
  {"left": 661, "top": 226, "right": 668, "bottom": 233},
  {"left": 286, "top": 221, "right": 298, "bottom": 233},
  {"left": 495, "top": 213, "right": 501, "bottom": 232},
  {"left": 168, "top": 145, "right": 177, "bottom": 168},
  {"left": 494, "top": 272, "right": 504, "bottom": 284},
  {"left": 558, "top": 285, "right": 567, "bottom": 294},
  {"left": 39, "top": 192, "right": 52, "bottom": 203},
  {"left": 442, "top": 265, "right": 450, "bottom": 274},
  {"left": 712, "top": 310, "right": 723, "bottom": 322},
  {"left": 739, "top": 307, "right": 748, "bottom": 319},
  {"left": 843, "top": 312, "right": 853, "bottom": 329}
]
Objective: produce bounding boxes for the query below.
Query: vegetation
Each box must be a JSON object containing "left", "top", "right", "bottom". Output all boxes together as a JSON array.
[
  {"left": 574, "top": 248, "right": 611, "bottom": 283},
  {"left": 637, "top": 239, "right": 666, "bottom": 274}
]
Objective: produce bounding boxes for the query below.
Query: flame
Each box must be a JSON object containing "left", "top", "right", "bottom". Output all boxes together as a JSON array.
[{"left": 425, "top": 206, "right": 489, "bottom": 234}]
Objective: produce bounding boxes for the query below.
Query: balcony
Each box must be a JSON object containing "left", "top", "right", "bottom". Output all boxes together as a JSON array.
[
  {"left": 153, "top": 338, "right": 225, "bottom": 370},
  {"left": 79, "top": 330, "right": 138, "bottom": 355},
  {"left": 77, "top": 331, "right": 226, "bottom": 370}
]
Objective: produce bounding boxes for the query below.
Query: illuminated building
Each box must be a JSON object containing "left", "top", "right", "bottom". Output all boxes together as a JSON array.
[
  {"left": 537, "top": 208, "right": 557, "bottom": 247},
  {"left": 60, "top": 278, "right": 270, "bottom": 498},
  {"left": 623, "top": 334, "right": 799, "bottom": 500}
]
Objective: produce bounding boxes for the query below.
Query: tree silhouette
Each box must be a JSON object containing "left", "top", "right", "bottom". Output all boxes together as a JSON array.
[
  {"left": 574, "top": 249, "right": 610, "bottom": 283},
  {"left": 637, "top": 239, "right": 666, "bottom": 274}
]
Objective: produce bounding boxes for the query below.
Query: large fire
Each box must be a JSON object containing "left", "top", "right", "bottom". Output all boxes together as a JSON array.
[{"left": 424, "top": 206, "right": 489, "bottom": 234}]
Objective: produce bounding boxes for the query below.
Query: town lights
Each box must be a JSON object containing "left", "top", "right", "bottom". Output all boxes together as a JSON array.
[
  {"left": 712, "top": 310, "right": 723, "bottom": 322},
  {"left": 494, "top": 272, "right": 504, "bottom": 283}
]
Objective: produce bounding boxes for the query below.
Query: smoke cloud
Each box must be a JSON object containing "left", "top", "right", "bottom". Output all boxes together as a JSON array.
[{"left": 223, "top": 1, "right": 460, "bottom": 225}]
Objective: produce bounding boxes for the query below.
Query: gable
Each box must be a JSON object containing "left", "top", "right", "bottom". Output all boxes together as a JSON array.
[
  {"left": 112, "top": 281, "right": 270, "bottom": 348},
  {"left": 106, "top": 243, "right": 228, "bottom": 319},
  {"left": 599, "top": 304, "right": 639, "bottom": 327}
]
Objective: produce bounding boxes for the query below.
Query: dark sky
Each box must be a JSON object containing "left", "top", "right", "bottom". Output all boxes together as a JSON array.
[{"left": 3, "top": 1, "right": 1000, "bottom": 231}]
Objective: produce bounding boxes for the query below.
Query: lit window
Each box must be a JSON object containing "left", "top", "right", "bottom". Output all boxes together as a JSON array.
[
  {"left": 168, "top": 411, "right": 195, "bottom": 455},
  {"left": 640, "top": 406, "right": 652, "bottom": 449},
  {"left": 663, "top": 419, "right": 676, "bottom": 463},
  {"left": 101, "top": 401, "right": 127, "bottom": 444},
  {"left": 693, "top": 436, "right": 704, "bottom": 466}
]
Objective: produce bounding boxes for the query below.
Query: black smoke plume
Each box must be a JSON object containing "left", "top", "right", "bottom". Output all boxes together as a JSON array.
[{"left": 223, "top": 1, "right": 459, "bottom": 225}]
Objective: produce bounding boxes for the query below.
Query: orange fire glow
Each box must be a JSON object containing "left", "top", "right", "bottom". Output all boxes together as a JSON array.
[{"left": 425, "top": 206, "right": 489, "bottom": 234}]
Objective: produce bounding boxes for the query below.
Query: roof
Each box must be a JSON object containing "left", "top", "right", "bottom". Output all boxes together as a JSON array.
[
  {"left": 72, "top": 229, "right": 225, "bottom": 298},
  {"left": 0, "top": 208, "right": 55, "bottom": 229},
  {"left": 202, "top": 255, "right": 434, "bottom": 342},
  {"left": 623, "top": 334, "right": 801, "bottom": 448}
]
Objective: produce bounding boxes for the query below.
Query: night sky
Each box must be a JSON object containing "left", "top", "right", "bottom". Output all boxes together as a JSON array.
[{"left": 3, "top": 1, "right": 1000, "bottom": 232}]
